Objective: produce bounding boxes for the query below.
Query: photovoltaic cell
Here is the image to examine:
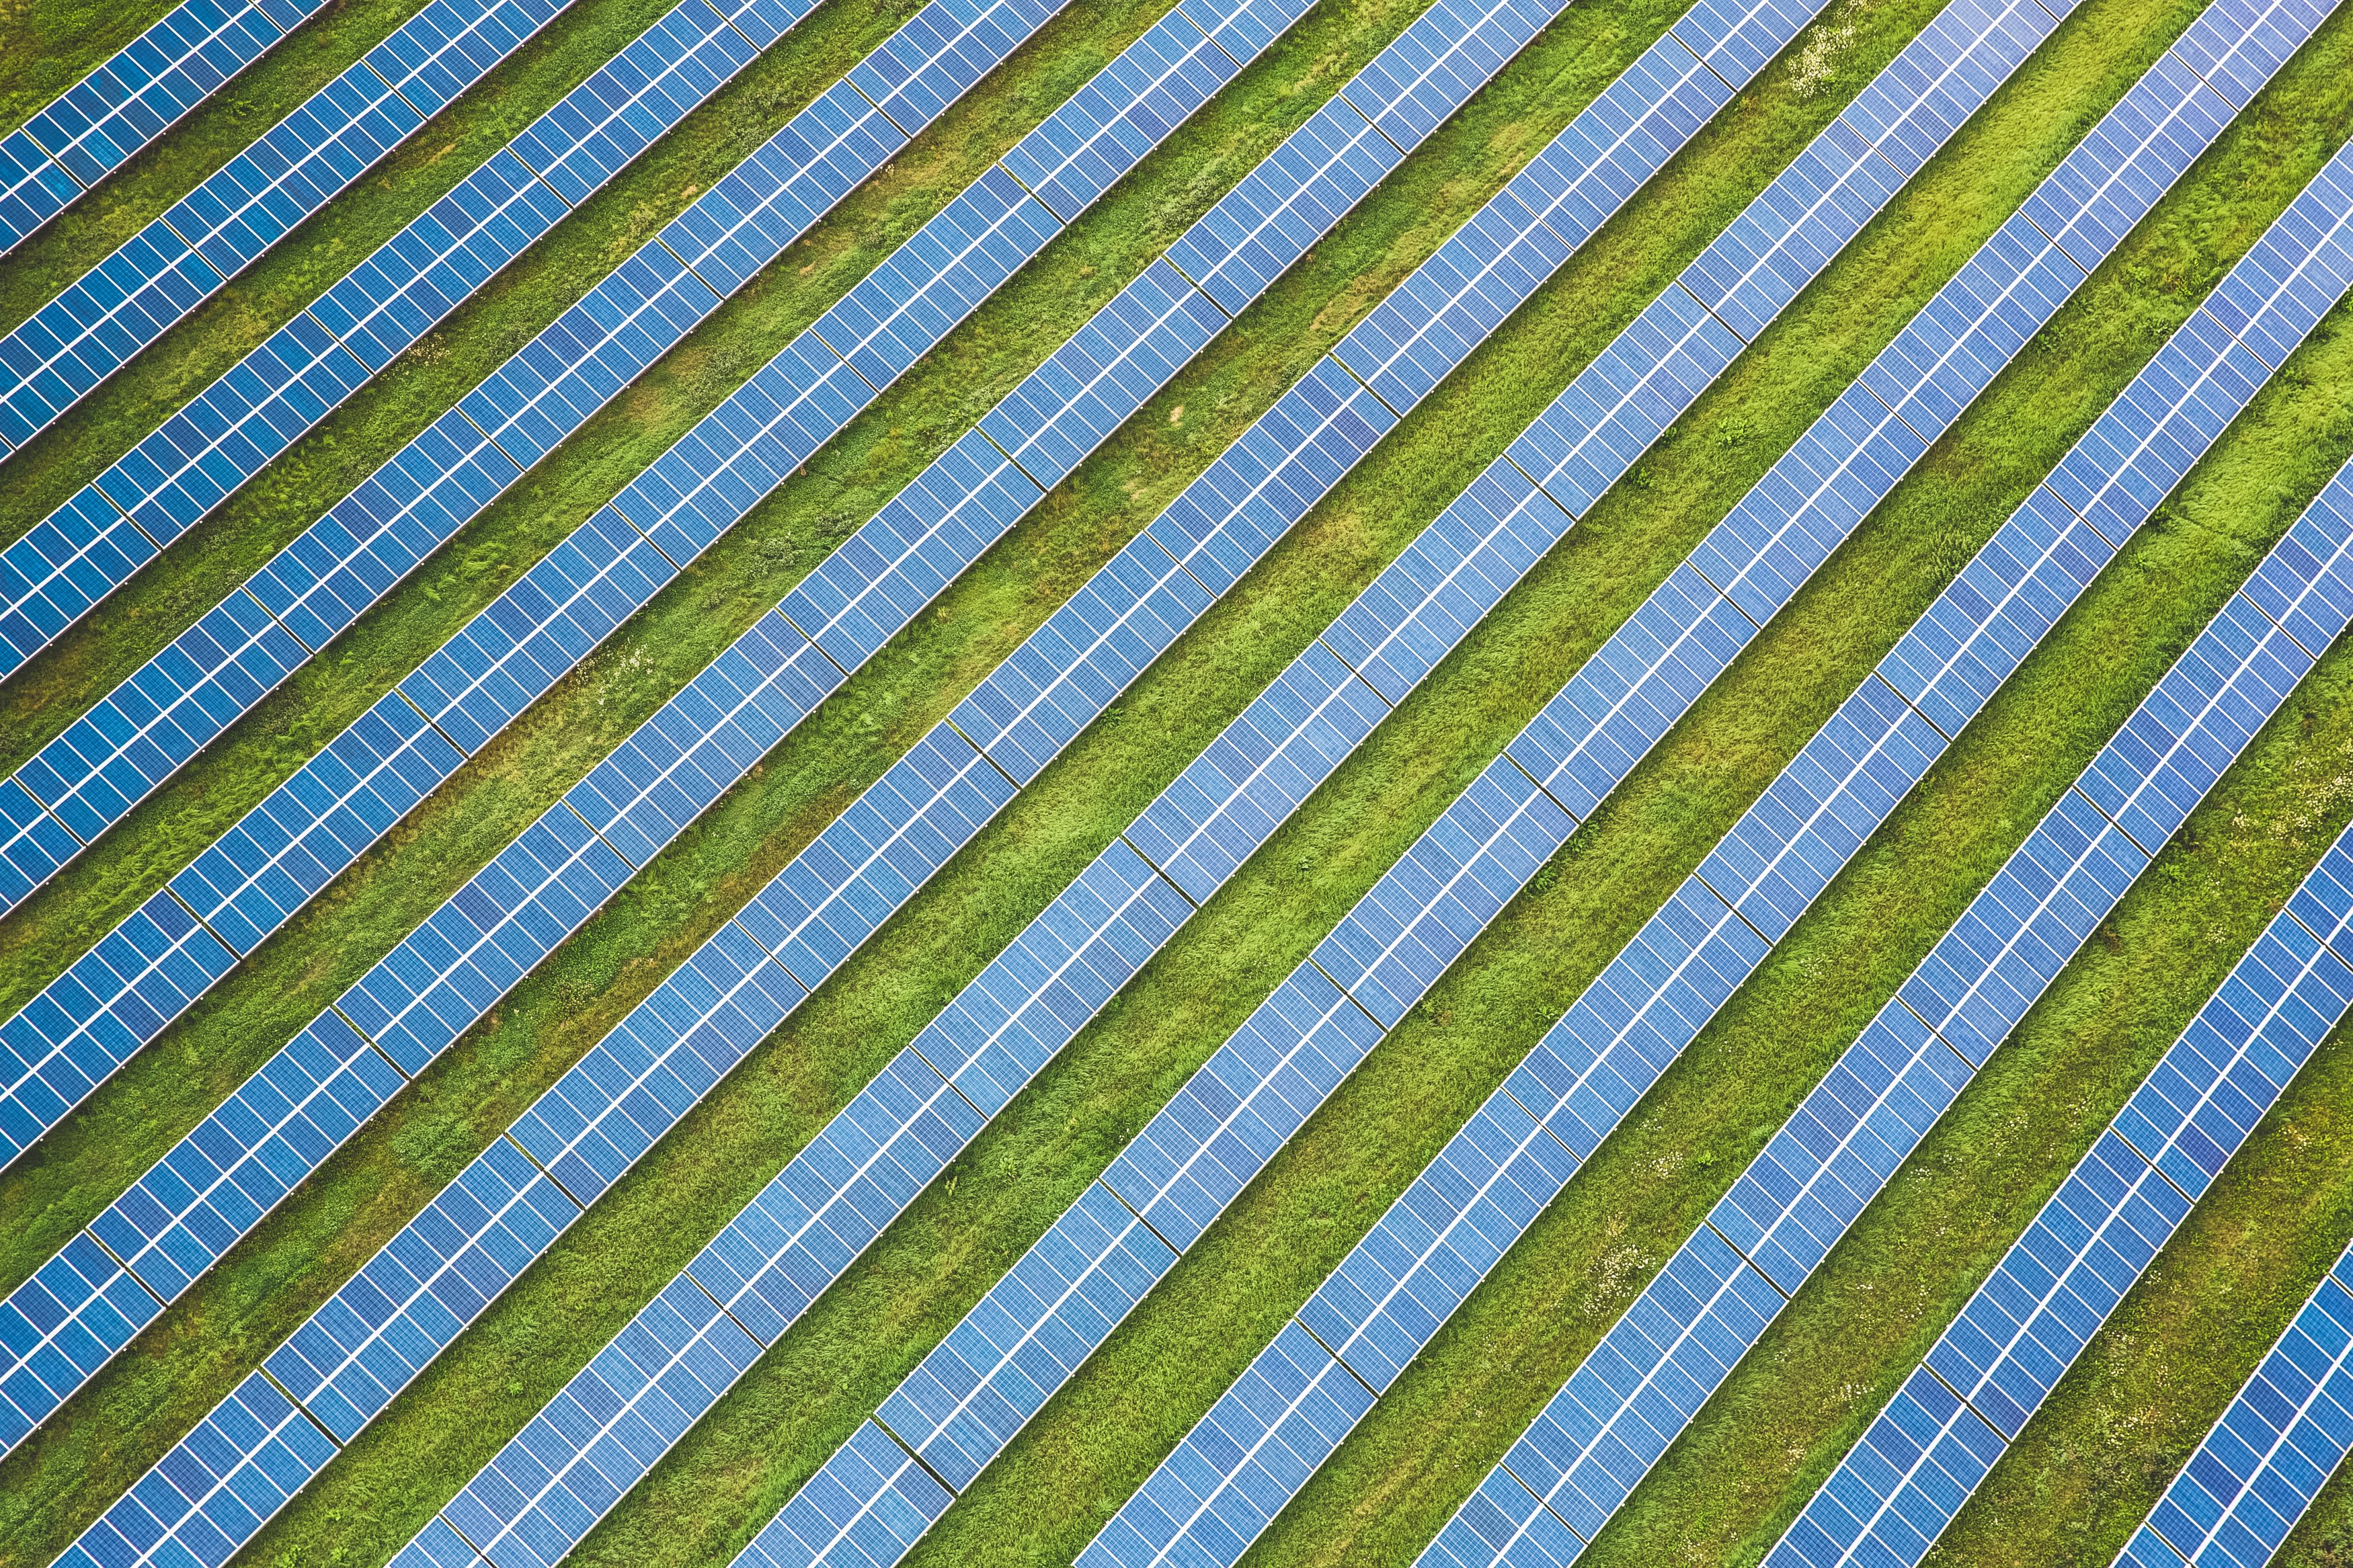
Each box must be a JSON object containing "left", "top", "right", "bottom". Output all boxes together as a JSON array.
[
  {"left": 18, "top": 0, "right": 1322, "bottom": 1549},
  {"left": 1415, "top": 140, "right": 2353, "bottom": 1568},
  {"left": 732, "top": 0, "right": 2131, "bottom": 1559},
  {"left": 1766, "top": 821, "right": 2353, "bottom": 1568},
  {"left": 0, "top": 0, "right": 576, "bottom": 454},
  {"left": 0, "top": 0, "right": 331, "bottom": 254},
  {"left": 0, "top": 0, "right": 1082, "bottom": 1169},
  {"left": 1079, "top": 3, "right": 2336, "bottom": 1561},
  {"left": 2115, "top": 1242, "right": 2353, "bottom": 1568}
]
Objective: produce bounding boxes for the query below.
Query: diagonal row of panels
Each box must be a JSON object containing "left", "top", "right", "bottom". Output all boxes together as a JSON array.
[
  {"left": 0, "top": 0, "right": 1306, "bottom": 1460},
  {"left": 1051, "top": 7, "right": 2344, "bottom": 1565},
  {"left": 11, "top": 0, "right": 2353, "bottom": 1558},
  {"left": 725, "top": 0, "right": 2136, "bottom": 1556},
  {"left": 0, "top": 0, "right": 1086, "bottom": 1167},
  {"left": 0, "top": 0, "right": 331, "bottom": 255},
  {"left": 0, "top": 0, "right": 830, "bottom": 689},
  {"left": 0, "top": 0, "right": 577, "bottom": 455},
  {"left": 22, "top": 0, "right": 1611, "bottom": 1558}
]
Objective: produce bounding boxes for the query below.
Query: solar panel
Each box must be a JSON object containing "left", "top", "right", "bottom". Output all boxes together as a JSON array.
[
  {"left": 0, "top": 0, "right": 331, "bottom": 255},
  {"left": 1764, "top": 836, "right": 2353, "bottom": 1568},
  {"left": 0, "top": 0, "right": 836, "bottom": 686},
  {"left": 1405, "top": 140, "right": 2353, "bottom": 1568},
  {"left": 715, "top": 0, "right": 2145, "bottom": 1554},
  {"left": 0, "top": 0, "right": 1307, "bottom": 1468},
  {"left": 0, "top": 0, "right": 1085, "bottom": 1163},
  {"left": 317, "top": 0, "right": 1854, "bottom": 1561},
  {"left": 2115, "top": 1240, "right": 2353, "bottom": 1568},
  {"left": 0, "top": 0, "right": 574, "bottom": 457},
  {"left": 5, "top": 0, "right": 1316, "bottom": 1540},
  {"left": 1073, "top": 6, "right": 2338, "bottom": 1561}
]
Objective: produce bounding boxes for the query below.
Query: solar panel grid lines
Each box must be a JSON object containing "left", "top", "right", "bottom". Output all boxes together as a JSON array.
[
  {"left": 0, "top": 0, "right": 825, "bottom": 688},
  {"left": 0, "top": 0, "right": 1298, "bottom": 1489},
  {"left": 391, "top": 0, "right": 1713, "bottom": 1542},
  {"left": 1421, "top": 350, "right": 2353, "bottom": 1568},
  {"left": 2116, "top": 1243, "right": 2353, "bottom": 1568},
  {"left": 0, "top": 0, "right": 1796, "bottom": 1469},
  {"left": 1764, "top": 833, "right": 2353, "bottom": 1568},
  {"left": 1421, "top": 477, "right": 2353, "bottom": 1568},
  {"left": 0, "top": 0, "right": 331, "bottom": 254},
  {"left": 9, "top": 0, "right": 1570, "bottom": 1454},
  {"left": 0, "top": 0, "right": 580, "bottom": 457},
  {"left": 0, "top": 0, "right": 1090, "bottom": 1178},
  {"left": 1074, "top": 0, "right": 2345, "bottom": 1557},
  {"left": 30, "top": 0, "right": 2028, "bottom": 1539},
  {"left": 753, "top": 0, "right": 2184, "bottom": 1561}
]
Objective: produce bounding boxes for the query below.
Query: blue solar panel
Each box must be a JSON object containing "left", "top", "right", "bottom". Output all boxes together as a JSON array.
[
  {"left": 1080, "top": 2, "right": 2339, "bottom": 1557},
  {"left": 21, "top": 0, "right": 1324, "bottom": 1540},
  {"left": 0, "top": 0, "right": 1047, "bottom": 912},
  {"left": 2117, "top": 1243, "right": 2353, "bottom": 1568},
  {"left": 1767, "top": 845, "right": 2353, "bottom": 1568},
  {"left": 48, "top": 1370, "right": 335, "bottom": 1568},
  {"left": 0, "top": 0, "right": 1089, "bottom": 1175},
  {"left": 1417, "top": 183, "right": 2353, "bottom": 1568},
  {"left": 0, "top": 0, "right": 570, "bottom": 456},
  {"left": 724, "top": 0, "right": 2176, "bottom": 1554},
  {"left": 733, "top": 1421, "right": 955, "bottom": 1568},
  {"left": 0, "top": 0, "right": 336, "bottom": 253},
  {"left": 335, "top": 0, "right": 1781, "bottom": 1557}
]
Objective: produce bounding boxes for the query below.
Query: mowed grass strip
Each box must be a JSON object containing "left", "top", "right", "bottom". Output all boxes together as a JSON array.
[
  {"left": 809, "top": 12, "right": 2353, "bottom": 1568},
  {"left": 0, "top": 0, "right": 1507, "bottom": 1556},
  {"left": 212, "top": 0, "right": 1746, "bottom": 1559},
  {"left": 0, "top": 0, "right": 443, "bottom": 319},
  {"left": 0, "top": 0, "right": 710, "bottom": 525},
  {"left": 0, "top": 0, "right": 919, "bottom": 787},
  {"left": 0, "top": 0, "right": 205, "bottom": 130},
  {"left": 188, "top": 0, "right": 1925, "bottom": 1561},
  {"left": 482, "top": 0, "right": 2314, "bottom": 1564},
  {"left": 1222, "top": 29, "right": 2353, "bottom": 1568},
  {"left": 1565, "top": 346, "right": 2353, "bottom": 1568}
]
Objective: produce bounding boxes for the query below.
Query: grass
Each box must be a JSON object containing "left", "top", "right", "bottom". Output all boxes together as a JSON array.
[
  {"left": 0, "top": 0, "right": 709, "bottom": 494},
  {"left": 0, "top": 0, "right": 1575, "bottom": 1554},
  {"left": 0, "top": 0, "right": 1979, "bottom": 1551},
  {"left": 0, "top": 0, "right": 923, "bottom": 755},
  {"left": 4, "top": 1, "right": 2352, "bottom": 1568},
  {"left": 202, "top": 0, "right": 2345, "bottom": 1561},
  {"left": 862, "top": 17, "right": 2353, "bottom": 1568}
]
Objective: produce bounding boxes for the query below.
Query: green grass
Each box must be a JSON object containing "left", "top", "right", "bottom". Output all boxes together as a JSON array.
[
  {"left": 0, "top": 0, "right": 182, "bottom": 130},
  {"left": 0, "top": 0, "right": 699, "bottom": 489},
  {"left": 0, "top": 0, "right": 1566, "bottom": 1555},
  {"left": 859, "top": 19, "right": 2353, "bottom": 1568},
  {"left": 7, "top": 0, "right": 2353, "bottom": 1567},
  {"left": 0, "top": 0, "right": 920, "bottom": 735},
  {"left": 195, "top": 0, "right": 2338, "bottom": 1561},
  {"left": 0, "top": 0, "right": 431, "bottom": 212},
  {"left": 0, "top": 0, "right": 1981, "bottom": 1552}
]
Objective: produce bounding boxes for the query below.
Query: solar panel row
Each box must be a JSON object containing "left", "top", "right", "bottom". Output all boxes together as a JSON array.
[
  {"left": 0, "top": 0, "right": 1075, "bottom": 926},
  {"left": 0, "top": 0, "right": 1281, "bottom": 1470},
  {"left": 1768, "top": 812, "right": 2353, "bottom": 1568},
  {"left": 0, "top": 0, "right": 1553, "bottom": 1372},
  {"left": 0, "top": 0, "right": 830, "bottom": 688},
  {"left": 1072, "top": 5, "right": 2332, "bottom": 1561},
  {"left": 1419, "top": 214, "right": 2353, "bottom": 1568},
  {"left": 0, "top": 0, "right": 1082, "bottom": 1170},
  {"left": 2117, "top": 1233, "right": 2353, "bottom": 1568},
  {"left": 725, "top": 0, "right": 2106, "bottom": 1555},
  {"left": 0, "top": 0, "right": 330, "bottom": 254},
  {"left": 0, "top": 0, "right": 577, "bottom": 456},
  {"left": 1451, "top": 460, "right": 2353, "bottom": 1568},
  {"left": 345, "top": 3, "right": 1754, "bottom": 1563}
]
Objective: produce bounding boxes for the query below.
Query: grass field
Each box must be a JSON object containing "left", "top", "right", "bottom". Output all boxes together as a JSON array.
[{"left": 4, "top": 0, "right": 2353, "bottom": 1562}]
